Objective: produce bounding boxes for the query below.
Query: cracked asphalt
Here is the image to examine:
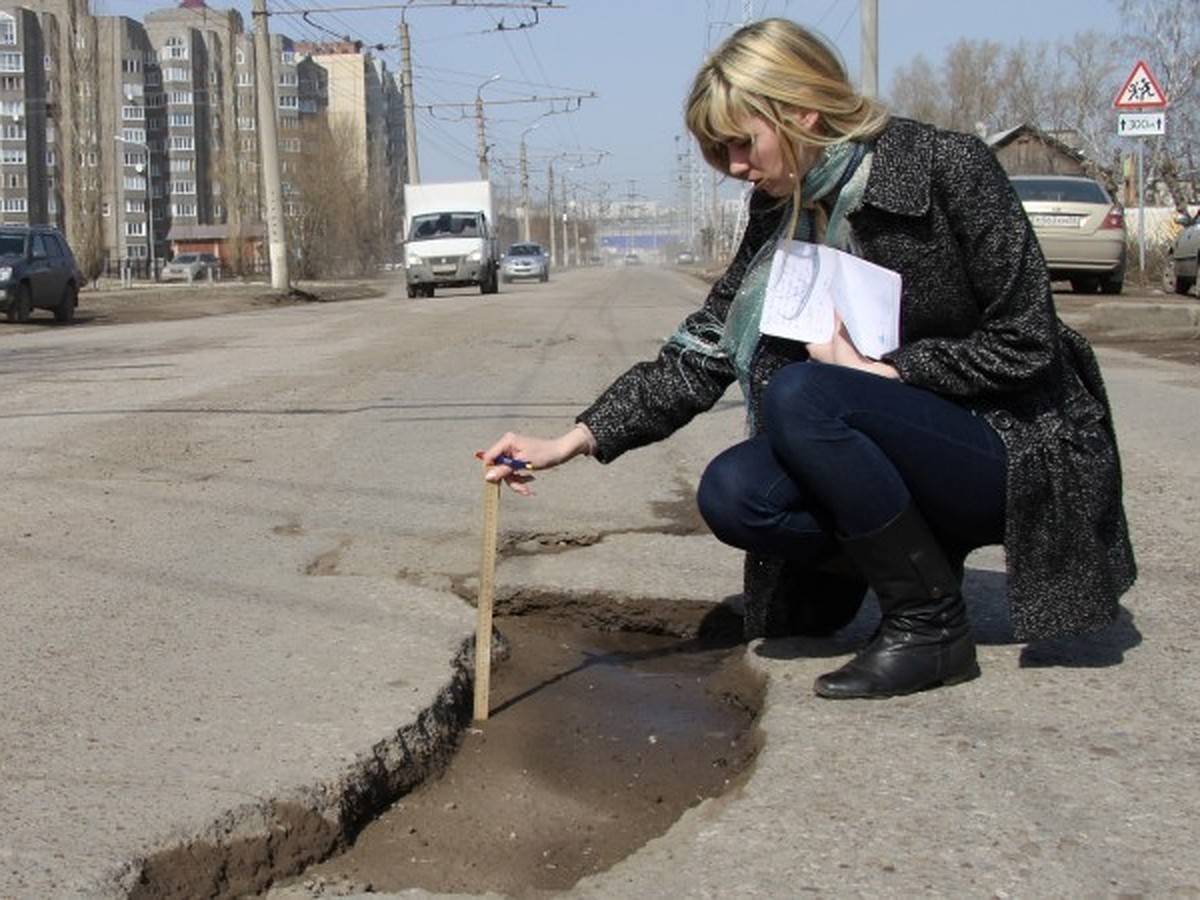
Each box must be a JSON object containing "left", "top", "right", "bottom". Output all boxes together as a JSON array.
[{"left": 2, "top": 267, "right": 1197, "bottom": 897}]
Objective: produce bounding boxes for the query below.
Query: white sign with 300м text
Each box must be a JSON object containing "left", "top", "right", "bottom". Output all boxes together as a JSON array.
[{"left": 1118, "top": 111, "right": 1166, "bottom": 137}]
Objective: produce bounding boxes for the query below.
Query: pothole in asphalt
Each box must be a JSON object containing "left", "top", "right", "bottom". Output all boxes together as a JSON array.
[{"left": 262, "top": 601, "right": 763, "bottom": 897}]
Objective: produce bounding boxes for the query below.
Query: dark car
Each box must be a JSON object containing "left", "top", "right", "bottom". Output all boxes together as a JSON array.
[
  {"left": 0, "top": 225, "right": 84, "bottom": 323},
  {"left": 500, "top": 243, "right": 549, "bottom": 283}
]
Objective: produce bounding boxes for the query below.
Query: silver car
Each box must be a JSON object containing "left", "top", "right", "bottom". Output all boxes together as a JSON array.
[
  {"left": 500, "top": 243, "right": 549, "bottom": 283},
  {"left": 1011, "top": 175, "right": 1127, "bottom": 294},
  {"left": 1170, "top": 211, "right": 1200, "bottom": 296},
  {"left": 161, "top": 252, "right": 219, "bottom": 283}
]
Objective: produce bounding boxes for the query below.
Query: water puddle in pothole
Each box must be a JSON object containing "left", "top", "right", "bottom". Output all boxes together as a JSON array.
[{"left": 263, "top": 609, "right": 763, "bottom": 897}]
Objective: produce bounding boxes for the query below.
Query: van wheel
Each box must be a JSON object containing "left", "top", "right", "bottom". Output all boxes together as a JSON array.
[
  {"left": 6, "top": 283, "right": 32, "bottom": 323},
  {"left": 54, "top": 283, "right": 78, "bottom": 323}
]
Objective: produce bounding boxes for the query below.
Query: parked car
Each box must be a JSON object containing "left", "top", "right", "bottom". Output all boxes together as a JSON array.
[
  {"left": 676, "top": 251, "right": 697, "bottom": 265},
  {"left": 500, "top": 243, "right": 549, "bottom": 283},
  {"left": 0, "top": 224, "right": 84, "bottom": 324},
  {"left": 161, "top": 252, "right": 220, "bottom": 283},
  {"left": 1170, "top": 211, "right": 1200, "bottom": 296},
  {"left": 623, "top": 252, "right": 642, "bottom": 265},
  {"left": 1010, "top": 175, "right": 1126, "bottom": 294}
]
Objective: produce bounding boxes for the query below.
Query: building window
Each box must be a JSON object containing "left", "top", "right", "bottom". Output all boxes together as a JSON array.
[
  {"left": 122, "top": 105, "right": 145, "bottom": 121},
  {"left": 164, "top": 37, "right": 188, "bottom": 60},
  {"left": 0, "top": 14, "right": 15, "bottom": 47},
  {"left": 3, "top": 197, "right": 28, "bottom": 213},
  {"left": 0, "top": 52, "right": 23, "bottom": 73},
  {"left": 171, "top": 180, "right": 195, "bottom": 194},
  {"left": 2, "top": 148, "right": 26, "bottom": 164},
  {"left": 162, "top": 66, "right": 190, "bottom": 83},
  {"left": 169, "top": 112, "right": 193, "bottom": 127},
  {"left": 172, "top": 202, "right": 197, "bottom": 217},
  {"left": 125, "top": 221, "right": 147, "bottom": 237},
  {"left": 168, "top": 91, "right": 193, "bottom": 105},
  {"left": 169, "top": 135, "right": 194, "bottom": 151}
]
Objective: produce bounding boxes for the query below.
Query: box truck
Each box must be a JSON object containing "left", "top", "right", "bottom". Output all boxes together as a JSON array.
[{"left": 402, "top": 181, "right": 500, "bottom": 297}]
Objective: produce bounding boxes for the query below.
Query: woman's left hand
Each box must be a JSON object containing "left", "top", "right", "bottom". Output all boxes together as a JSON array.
[{"left": 806, "top": 313, "right": 900, "bottom": 379}]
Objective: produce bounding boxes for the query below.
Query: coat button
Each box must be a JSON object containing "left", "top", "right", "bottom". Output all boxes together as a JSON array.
[{"left": 992, "top": 411, "right": 1014, "bottom": 430}]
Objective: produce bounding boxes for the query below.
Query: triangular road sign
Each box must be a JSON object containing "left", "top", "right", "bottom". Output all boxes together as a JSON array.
[{"left": 1114, "top": 60, "right": 1168, "bottom": 109}]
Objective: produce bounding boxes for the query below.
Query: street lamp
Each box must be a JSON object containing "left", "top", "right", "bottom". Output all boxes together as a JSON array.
[
  {"left": 519, "top": 121, "right": 542, "bottom": 242},
  {"left": 114, "top": 135, "right": 156, "bottom": 281},
  {"left": 475, "top": 74, "right": 501, "bottom": 181}
]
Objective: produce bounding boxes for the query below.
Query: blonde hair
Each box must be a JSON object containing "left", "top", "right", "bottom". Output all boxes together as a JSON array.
[{"left": 686, "top": 18, "right": 889, "bottom": 184}]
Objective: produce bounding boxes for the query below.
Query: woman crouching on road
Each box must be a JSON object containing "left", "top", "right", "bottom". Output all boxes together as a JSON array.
[{"left": 481, "top": 18, "right": 1136, "bottom": 699}]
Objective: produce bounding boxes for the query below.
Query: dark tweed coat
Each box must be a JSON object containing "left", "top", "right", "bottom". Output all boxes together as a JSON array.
[{"left": 578, "top": 117, "right": 1136, "bottom": 640}]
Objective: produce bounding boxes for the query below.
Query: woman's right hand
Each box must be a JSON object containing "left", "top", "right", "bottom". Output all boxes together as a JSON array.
[{"left": 478, "top": 425, "right": 595, "bottom": 495}]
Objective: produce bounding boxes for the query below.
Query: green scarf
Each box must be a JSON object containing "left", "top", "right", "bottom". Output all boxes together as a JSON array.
[{"left": 718, "top": 141, "right": 873, "bottom": 400}]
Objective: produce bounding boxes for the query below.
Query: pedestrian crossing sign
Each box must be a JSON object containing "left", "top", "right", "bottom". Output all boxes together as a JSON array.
[{"left": 1113, "top": 60, "right": 1168, "bottom": 110}]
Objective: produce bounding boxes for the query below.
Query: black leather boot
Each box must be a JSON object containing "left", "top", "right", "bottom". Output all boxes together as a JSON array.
[
  {"left": 813, "top": 504, "right": 979, "bottom": 699},
  {"left": 742, "top": 552, "right": 868, "bottom": 641}
]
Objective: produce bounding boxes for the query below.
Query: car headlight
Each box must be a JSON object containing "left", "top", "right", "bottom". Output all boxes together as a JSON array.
[
  {"left": 467, "top": 248, "right": 482, "bottom": 263},
  {"left": 406, "top": 253, "right": 423, "bottom": 267},
  {"left": 0, "top": 266, "right": 11, "bottom": 281}
]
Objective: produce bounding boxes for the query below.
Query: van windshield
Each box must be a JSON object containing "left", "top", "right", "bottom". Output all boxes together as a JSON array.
[{"left": 410, "top": 213, "right": 482, "bottom": 240}]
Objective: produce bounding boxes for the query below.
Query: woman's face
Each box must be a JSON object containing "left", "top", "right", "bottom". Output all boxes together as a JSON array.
[{"left": 726, "top": 111, "right": 821, "bottom": 198}]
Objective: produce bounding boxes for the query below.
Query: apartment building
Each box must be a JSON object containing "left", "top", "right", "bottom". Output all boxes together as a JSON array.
[
  {"left": 294, "top": 40, "right": 402, "bottom": 194},
  {"left": 0, "top": 0, "right": 403, "bottom": 279}
]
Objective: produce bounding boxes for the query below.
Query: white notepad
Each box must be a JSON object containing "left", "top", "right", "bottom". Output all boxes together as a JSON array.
[{"left": 759, "top": 241, "right": 902, "bottom": 360}]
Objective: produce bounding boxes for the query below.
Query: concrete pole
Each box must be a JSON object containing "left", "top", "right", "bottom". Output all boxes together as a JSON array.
[
  {"left": 560, "top": 173, "right": 568, "bottom": 267},
  {"left": 547, "top": 162, "right": 556, "bottom": 265},
  {"left": 861, "top": 0, "right": 879, "bottom": 97},
  {"left": 475, "top": 75, "right": 499, "bottom": 181},
  {"left": 401, "top": 17, "right": 420, "bottom": 184},
  {"left": 251, "top": 0, "right": 289, "bottom": 290},
  {"left": 520, "top": 139, "right": 530, "bottom": 242}
]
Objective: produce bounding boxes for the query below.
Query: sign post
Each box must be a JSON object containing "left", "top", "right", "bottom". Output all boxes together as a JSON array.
[{"left": 1114, "top": 60, "right": 1169, "bottom": 280}]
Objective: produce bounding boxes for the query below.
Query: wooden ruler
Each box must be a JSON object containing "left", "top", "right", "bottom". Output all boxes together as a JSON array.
[{"left": 473, "top": 479, "right": 501, "bottom": 721}]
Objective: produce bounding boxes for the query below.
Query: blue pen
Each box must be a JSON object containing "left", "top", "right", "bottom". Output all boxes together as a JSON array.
[{"left": 475, "top": 451, "right": 534, "bottom": 471}]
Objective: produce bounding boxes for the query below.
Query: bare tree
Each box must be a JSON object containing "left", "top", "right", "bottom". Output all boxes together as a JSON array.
[
  {"left": 887, "top": 54, "right": 943, "bottom": 126},
  {"left": 1118, "top": 0, "right": 1199, "bottom": 209},
  {"left": 50, "top": 0, "right": 104, "bottom": 280}
]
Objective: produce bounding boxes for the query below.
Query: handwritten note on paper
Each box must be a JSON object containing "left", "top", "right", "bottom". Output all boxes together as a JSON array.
[{"left": 759, "top": 240, "right": 902, "bottom": 359}]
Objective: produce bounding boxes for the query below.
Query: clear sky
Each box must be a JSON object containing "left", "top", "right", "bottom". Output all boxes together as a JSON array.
[{"left": 104, "top": 0, "right": 1127, "bottom": 203}]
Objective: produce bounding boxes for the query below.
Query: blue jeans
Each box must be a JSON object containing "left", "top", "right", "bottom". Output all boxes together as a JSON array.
[{"left": 698, "top": 363, "right": 1007, "bottom": 563}]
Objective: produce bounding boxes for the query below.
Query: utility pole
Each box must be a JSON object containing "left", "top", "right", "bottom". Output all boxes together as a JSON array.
[
  {"left": 400, "top": 16, "right": 420, "bottom": 183},
  {"left": 861, "top": 0, "right": 879, "bottom": 97},
  {"left": 547, "top": 161, "right": 556, "bottom": 264},
  {"left": 397, "top": 3, "right": 567, "bottom": 186},
  {"left": 475, "top": 74, "right": 500, "bottom": 180},
  {"left": 251, "top": 0, "right": 289, "bottom": 290},
  {"left": 561, "top": 173, "right": 572, "bottom": 268}
]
